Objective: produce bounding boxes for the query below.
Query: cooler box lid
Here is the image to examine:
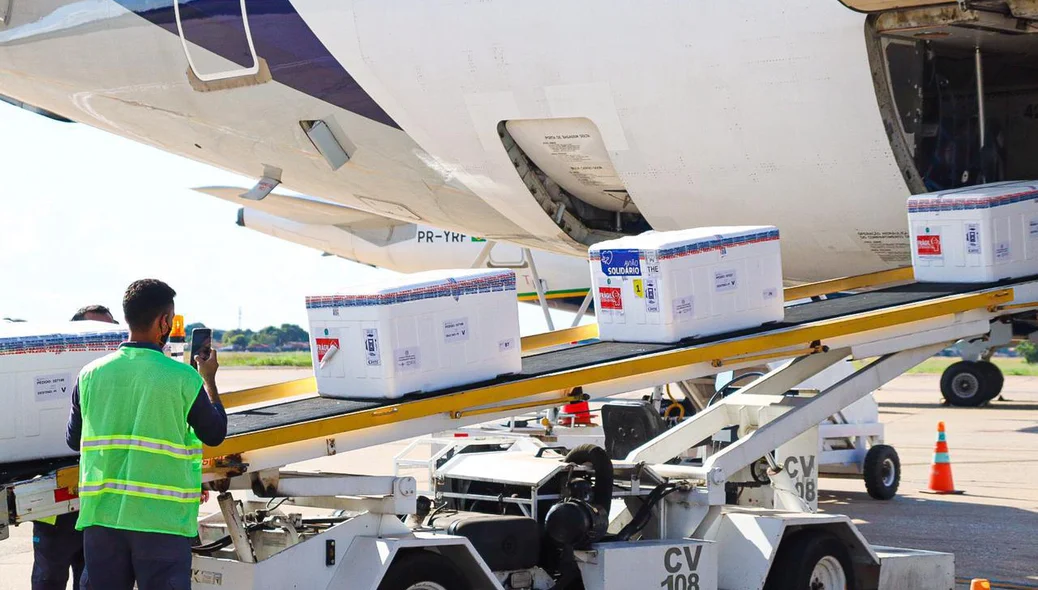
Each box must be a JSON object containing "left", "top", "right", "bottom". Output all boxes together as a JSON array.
[
  {"left": 0, "top": 321, "right": 127, "bottom": 356},
  {"left": 306, "top": 269, "right": 516, "bottom": 309},
  {"left": 907, "top": 181, "right": 1038, "bottom": 212}
]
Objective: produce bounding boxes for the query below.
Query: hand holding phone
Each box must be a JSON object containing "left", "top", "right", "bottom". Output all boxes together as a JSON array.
[{"left": 189, "top": 328, "right": 213, "bottom": 370}]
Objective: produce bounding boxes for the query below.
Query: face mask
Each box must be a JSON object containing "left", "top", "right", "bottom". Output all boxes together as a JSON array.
[{"left": 159, "top": 316, "right": 172, "bottom": 347}]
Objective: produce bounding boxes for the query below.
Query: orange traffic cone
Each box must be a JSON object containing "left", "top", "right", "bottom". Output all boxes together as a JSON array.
[
  {"left": 922, "top": 421, "right": 964, "bottom": 495},
  {"left": 969, "top": 580, "right": 991, "bottom": 590}
]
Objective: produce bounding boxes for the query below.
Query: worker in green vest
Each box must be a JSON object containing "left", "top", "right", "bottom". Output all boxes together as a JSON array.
[
  {"left": 32, "top": 305, "right": 117, "bottom": 590},
  {"left": 65, "top": 279, "right": 226, "bottom": 590}
]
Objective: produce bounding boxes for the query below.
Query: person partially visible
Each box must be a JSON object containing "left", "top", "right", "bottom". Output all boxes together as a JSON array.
[
  {"left": 71, "top": 306, "right": 117, "bottom": 324},
  {"left": 66, "top": 279, "right": 225, "bottom": 590},
  {"left": 31, "top": 305, "right": 117, "bottom": 590}
]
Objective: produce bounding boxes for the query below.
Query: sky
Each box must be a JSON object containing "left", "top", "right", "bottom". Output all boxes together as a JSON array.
[{"left": 0, "top": 103, "right": 581, "bottom": 333}]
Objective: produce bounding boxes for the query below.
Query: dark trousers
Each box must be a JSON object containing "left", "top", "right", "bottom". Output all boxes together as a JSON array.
[
  {"left": 32, "top": 513, "right": 85, "bottom": 590},
  {"left": 82, "top": 525, "right": 192, "bottom": 590}
]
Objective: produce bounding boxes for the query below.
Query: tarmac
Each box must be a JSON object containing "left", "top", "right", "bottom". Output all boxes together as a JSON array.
[{"left": 1, "top": 368, "right": 1035, "bottom": 589}]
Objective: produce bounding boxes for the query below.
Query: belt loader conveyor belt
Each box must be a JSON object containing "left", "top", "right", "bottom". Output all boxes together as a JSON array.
[
  {"left": 211, "top": 275, "right": 1027, "bottom": 459},
  {"left": 225, "top": 278, "right": 1002, "bottom": 436}
]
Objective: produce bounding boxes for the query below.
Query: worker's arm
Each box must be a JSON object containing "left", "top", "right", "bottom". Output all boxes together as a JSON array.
[
  {"left": 189, "top": 348, "right": 227, "bottom": 446},
  {"left": 65, "top": 382, "right": 82, "bottom": 451}
]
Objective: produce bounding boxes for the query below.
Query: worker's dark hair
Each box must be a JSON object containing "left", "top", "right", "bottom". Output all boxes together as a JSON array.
[
  {"left": 71, "top": 305, "right": 113, "bottom": 322},
  {"left": 122, "top": 279, "right": 176, "bottom": 330}
]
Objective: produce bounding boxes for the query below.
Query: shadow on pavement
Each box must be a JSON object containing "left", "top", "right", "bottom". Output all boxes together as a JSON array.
[{"left": 818, "top": 489, "right": 1038, "bottom": 586}]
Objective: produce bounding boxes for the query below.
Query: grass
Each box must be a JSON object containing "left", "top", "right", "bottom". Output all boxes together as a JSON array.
[
  {"left": 906, "top": 356, "right": 1038, "bottom": 376},
  {"left": 218, "top": 351, "right": 313, "bottom": 367}
]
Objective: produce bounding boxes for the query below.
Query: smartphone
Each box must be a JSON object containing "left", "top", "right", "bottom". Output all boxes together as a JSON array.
[{"left": 189, "top": 328, "right": 213, "bottom": 369}]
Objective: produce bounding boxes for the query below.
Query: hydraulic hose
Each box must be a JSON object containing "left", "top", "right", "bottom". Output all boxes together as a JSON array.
[{"left": 564, "top": 444, "right": 613, "bottom": 509}]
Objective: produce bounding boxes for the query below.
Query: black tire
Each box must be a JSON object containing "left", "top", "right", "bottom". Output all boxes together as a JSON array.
[
  {"left": 377, "top": 551, "right": 472, "bottom": 590},
  {"left": 863, "top": 444, "right": 900, "bottom": 500},
  {"left": 939, "top": 361, "right": 989, "bottom": 407},
  {"left": 976, "top": 361, "right": 1004, "bottom": 401},
  {"left": 763, "top": 531, "right": 858, "bottom": 590}
]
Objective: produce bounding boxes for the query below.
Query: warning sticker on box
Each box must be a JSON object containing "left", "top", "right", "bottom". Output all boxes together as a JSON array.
[
  {"left": 443, "top": 318, "right": 469, "bottom": 344},
  {"left": 645, "top": 278, "right": 660, "bottom": 313},
  {"left": 916, "top": 234, "right": 942, "bottom": 257},
  {"left": 35, "top": 373, "right": 71, "bottom": 403},
  {"left": 599, "top": 287, "right": 623, "bottom": 311},
  {"left": 315, "top": 338, "right": 339, "bottom": 363},
  {"left": 996, "top": 242, "right": 1011, "bottom": 262},
  {"left": 965, "top": 223, "right": 981, "bottom": 255},
  {"left": 714, "top": 269, "right": 738, "bottom": 292},
  {"left": 633, "top": 279, "right": 645, "bottom": 298},
  {"left": 395, "top": 347, "right": 421, "bottom": 372},
  {"left": 363, "top": 329, "right": 381, "bottom": 366},
  {"left": 599, "top": 249, "right": 642, "bottom": 277},
  {"left": 673, "top": 297, "right": 693, "bottom": 319}
]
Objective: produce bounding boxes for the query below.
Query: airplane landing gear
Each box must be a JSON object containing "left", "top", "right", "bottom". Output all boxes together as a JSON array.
[{"left": 939, "top": 360, "right": 1002, "bottom": 406}]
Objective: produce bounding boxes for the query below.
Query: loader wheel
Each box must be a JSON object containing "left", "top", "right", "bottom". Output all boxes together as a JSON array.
[
  {"left": 763, "top": 531, "right": 857, "bottom": 590},
  {"left": 975, "top": 361, "right": 1004, "bottom": 401},
  {"left": 377, "top": 550, "right": 472, "bottom": 590},
  {"left": 863, "top": 444, "right": 900, "bottom": 500},
  {"left": 939, "top": 361, "right": 989, "bottom": 407}
]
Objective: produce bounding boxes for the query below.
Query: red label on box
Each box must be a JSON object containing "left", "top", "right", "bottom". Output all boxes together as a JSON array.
[
  {"left": 315, "top": 338, "right": 340, "bottom": 362},
  {"left": 599, "top": 287, "right": 623, "bottom": 310},
  {"left": 916, "top": 234, "right": 942, "bottom": 256}
]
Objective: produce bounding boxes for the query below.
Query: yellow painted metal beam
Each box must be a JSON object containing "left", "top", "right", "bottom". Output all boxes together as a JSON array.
[
  {"left": 207, "top": 287, "right": 1011, "bottom": 459},
  {"left": 783, "top": 267, "right": 915, "bottom": 302},
  {"left": 521, "top": 324, "right": 599, "bottom": 352},
  {"left": 221, "top": 377, "right": 317, "bottom": 409}
]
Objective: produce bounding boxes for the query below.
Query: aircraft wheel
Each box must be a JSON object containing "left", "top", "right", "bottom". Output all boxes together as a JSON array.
[
  {"left": 939, "top": 361, "right": 990, "bottom": 407},
  {"left": 863, "top": 444, "right": 900, "bottom": 500}
]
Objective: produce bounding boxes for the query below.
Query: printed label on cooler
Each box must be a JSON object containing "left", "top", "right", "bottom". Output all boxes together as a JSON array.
[
  {"left": 395, "top": 347, "right": 421, "bottom": 372},
  {"left": 363, "top": 329, "right": 381, "bottom": 366},
  {"left": 499, "top": 338, "right": 516, "bottom": 353},
  {"left": 996, "top": 242, "right": 1011, "bottom": 262},
  {"left": 315, "top": 338, "right": 340, "bottom": 363},
  {"left": 965, "top": 223, "right": 981, "bottom": 255},
  {"left": 599, "top": 287, "right": 624, "bottom": 311},
  {"left": 673, "top": 296, "right": 693, "bottom": 319},
  {"left": 916, "top": 233, "right": 942, "bottom": 257},
  {"left": 644, "top": 251, "right": 660, "bottom": 276},
  {"left": 633, "top": 279, "right": 645, "bottom": 298},
  {"left": 34, "top": 373, "right": 71, "bottom": 403},
  {"left": 1030, "top": 218, "right": 1038, "bottom": 239},
  {"left": 599, "top": 249, "right": 642, "bottom": 277},
  {"left": 714, "top": 269, "right": 738, "bottom": 292},
  {"left": 645, "top": 278, "right": 660, "bottom": 313},
  {"left": 443, "top": 318, "right": 469, "bottom": 344},
  {"left": 762, "top": 287, "right": 778, "bottom": 300}
]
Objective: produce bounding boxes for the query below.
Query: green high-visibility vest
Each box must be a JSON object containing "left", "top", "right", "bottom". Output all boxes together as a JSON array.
[{"left": 76, "top": 346, "right": 204, "bottom": 537}]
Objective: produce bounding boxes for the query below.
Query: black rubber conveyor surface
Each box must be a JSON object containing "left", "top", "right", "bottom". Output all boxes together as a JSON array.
[{"left": 225, "top": 278, "right": 1014, "bottom": 438}]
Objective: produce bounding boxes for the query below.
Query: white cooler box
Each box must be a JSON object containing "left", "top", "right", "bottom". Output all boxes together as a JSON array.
[
  {"left": 589, "top": 227, "right": 784, "bottom": 343},
  {"left": 306, "top": 269, "right": 522, "bottom": 399},
  {"left": 1, "top": 321, "right": 127, "bottom": 464},
  {"left": 908, "top": 181, "right": 1038, "bottom": 283}
]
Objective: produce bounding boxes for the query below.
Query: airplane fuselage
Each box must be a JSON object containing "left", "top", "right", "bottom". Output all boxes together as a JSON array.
[{"left": 3, "top": 0, "right": 1036, "bottom": 281}]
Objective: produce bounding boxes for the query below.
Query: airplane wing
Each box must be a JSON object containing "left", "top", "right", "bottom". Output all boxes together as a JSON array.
[{"left": 193, "top": 186, "right": 400, "bottom": 227}]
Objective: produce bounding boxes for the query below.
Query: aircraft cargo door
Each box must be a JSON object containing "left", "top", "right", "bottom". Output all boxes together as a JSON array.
[{"left": 174, "top": 0, "right": 260, "bottom": 82}]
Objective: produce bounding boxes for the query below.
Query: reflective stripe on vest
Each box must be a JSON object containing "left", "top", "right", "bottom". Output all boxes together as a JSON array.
[
  {"left": 81, "top": 435, "right": 203, "bottom": 459},
  {"left": 79, "top": 479, "right": 201, "bottom": 504}
]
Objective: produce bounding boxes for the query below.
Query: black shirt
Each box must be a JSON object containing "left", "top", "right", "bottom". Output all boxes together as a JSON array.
[{"left": 65, "top": 342, "right": 227, "bottom": 450}]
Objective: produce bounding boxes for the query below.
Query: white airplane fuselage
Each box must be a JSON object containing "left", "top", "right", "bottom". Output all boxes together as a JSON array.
[{"left": 2, "top": 1, "right": 1034, "bottom": 282}]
